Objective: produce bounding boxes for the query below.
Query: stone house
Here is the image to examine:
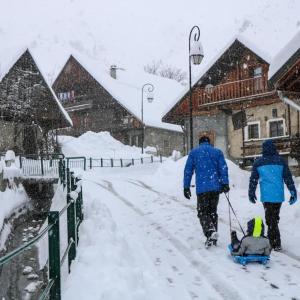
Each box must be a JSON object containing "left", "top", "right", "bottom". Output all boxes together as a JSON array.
[
  {"left": 52, "top": 55, "right": 184, "bottom": 156},
  {"left": 162, "top": 35, "right": 300, "bottom": 166},
  {"left": 0, "top": 49, "right": 72, "bottom": 154}
]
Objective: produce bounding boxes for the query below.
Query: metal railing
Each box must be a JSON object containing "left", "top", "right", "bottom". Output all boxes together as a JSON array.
[
  {"left": 0, "top": 161, "right": 83, "bottom": 300},
  {"left": 197, "top": 77, "right": 269, "bottom": 106},
  {"left": 0, "top": 153, "right": 164, "bottom": 178}
]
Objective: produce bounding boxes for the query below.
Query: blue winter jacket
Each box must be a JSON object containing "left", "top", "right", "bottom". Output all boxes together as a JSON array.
[
  {"left": 249, "top": 140, "right": 297, "bottom": 203},
  {"left": 183, "top": 142, "right": 229, "bottom": 194}
]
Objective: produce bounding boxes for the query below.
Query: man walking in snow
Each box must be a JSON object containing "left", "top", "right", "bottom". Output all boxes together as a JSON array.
[
  {"left": 249, "top": 140, "right": 297, "bottom": 251},
  {"left": 183, "top": 136, "right": 229, "bottom": 247}
]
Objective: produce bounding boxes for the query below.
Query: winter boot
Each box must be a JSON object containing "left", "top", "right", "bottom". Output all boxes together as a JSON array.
[
  {"left": 205, "top": 231, "right": 218, "bottom": 248},
  {"left": 210, "top": 231, "right": 219, "bottom": 243},
  {"left": 273, "top": 245, "right": 282, "bottom": 252},
  {"left": 205, "top": 237, "right": 213, "bottom": 248},
  {"left": 231, "top": 231, "right": 240, "bottom": 251}
]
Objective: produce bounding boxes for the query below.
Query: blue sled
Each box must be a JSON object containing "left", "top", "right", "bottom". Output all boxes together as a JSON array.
[{"left": 228, "top": 245, "right": 270, "bottom": 266}]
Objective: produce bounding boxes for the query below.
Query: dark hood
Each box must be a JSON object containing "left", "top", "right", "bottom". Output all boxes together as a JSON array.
[{"left": 262, "top": 140, "right": 278, "bottom": 157}]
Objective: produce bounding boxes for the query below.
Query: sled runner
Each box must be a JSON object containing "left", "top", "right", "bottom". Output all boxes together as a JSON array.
[{"left": 228, "top": 245, "right": 270, "bottom": 266}]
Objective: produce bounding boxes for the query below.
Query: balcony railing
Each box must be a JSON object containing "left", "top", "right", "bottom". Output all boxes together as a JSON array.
[{"left": 197, "top": 77, "right": 269, "bottom": 106}]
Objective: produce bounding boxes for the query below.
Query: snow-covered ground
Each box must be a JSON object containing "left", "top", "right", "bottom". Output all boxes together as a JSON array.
[
  {"left": 61, "top": 157, "right": 300, "bottom": 299},
  {"left": 59, "top": 131, "right": 155, "bottom": 158}
]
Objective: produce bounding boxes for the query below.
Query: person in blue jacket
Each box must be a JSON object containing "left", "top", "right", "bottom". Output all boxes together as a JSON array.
[
  {"left": 183, "top": 136, "right": 229, "bottom": 247},
  {"left": 249, "top": 139, "right": 297, "bottom": 251}
]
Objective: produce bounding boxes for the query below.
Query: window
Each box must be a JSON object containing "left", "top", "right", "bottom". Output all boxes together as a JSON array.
[
  {"left": 254, "top": 67, "right": 262, "bottom": 77},
  {"left": 163, "top": 140, "right": 170, "bottom": 148},
  {"left": 272, "top": 108, "right": 278, "bottom": 118},
  {"left": 269, "top": 119, "right": 284, "bottom": 137},
  {"left": 58, "top": 90, "right": 75, "bottom": 103},
  {"left": 245, "top": 122, "right": 260, "bottom": 140}
]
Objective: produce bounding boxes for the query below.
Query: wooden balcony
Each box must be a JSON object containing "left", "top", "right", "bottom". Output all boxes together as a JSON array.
[{"left": 197, "top": 77, "right": 269, "bottom": 106}]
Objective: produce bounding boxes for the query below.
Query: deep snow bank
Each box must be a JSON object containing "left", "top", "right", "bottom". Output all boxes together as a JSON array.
[
  {"left": 0, "top": 187, "right": 29, "bottom": 250},
  {"left": 59, "top": 131, "right": 154, "bottom": 159}
]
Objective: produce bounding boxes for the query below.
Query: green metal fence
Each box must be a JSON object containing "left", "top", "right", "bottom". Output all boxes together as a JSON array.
[
  {"left": 0, "top": 160, "right": 83, "bottom": 300},
  {"left": 1, "top": 153, "right": 164, "bottom": 178}
]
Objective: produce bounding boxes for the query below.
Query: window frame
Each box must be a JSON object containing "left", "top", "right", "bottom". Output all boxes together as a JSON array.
[
  {"left": 267, "top": 118, "right": 286, "bottom": 138},
  {"left": 244, "top": 121, "right": 261, "bottom": 141},
  {"left": 254, "top": 66, "right": 263, "bottom": 78}
]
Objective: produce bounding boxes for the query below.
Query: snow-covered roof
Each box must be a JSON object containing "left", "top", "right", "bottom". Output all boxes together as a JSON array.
[
  {"left": 278, "top": 91, "right": 300, "bottom": 112},
  {"left": 162, "top": 35, "right": 271, "bottom": 118},
  {"left": 0, "top": 48, "right": 73, "bottom": 127},
  {"left": 69, "top": 54, "right": 184, "bottom": 132},
  {"left": 269, "top": 31, "right": 300, "bottom": 80}
]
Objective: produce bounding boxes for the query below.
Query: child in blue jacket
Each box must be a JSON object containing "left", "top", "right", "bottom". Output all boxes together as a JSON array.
[{"left": 248, "top": 140, "right": 297, "bottom": 251}]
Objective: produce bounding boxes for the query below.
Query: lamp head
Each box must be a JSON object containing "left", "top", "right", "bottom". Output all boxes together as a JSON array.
[{"left": 190, "top": 40, "right": 204, "bottom": 65}]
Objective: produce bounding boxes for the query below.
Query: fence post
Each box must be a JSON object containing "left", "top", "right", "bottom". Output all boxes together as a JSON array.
[
  {"left": 89, "top": 157, "right": 92, "bottom": 169},
  {"left": 160, "top": 154, "right": 162, "bottom": 163},
  {"left": 41, "top": 156, "right": 44, "bottom": 176},
  {"left": 83, "top": 157, "right": 86, "bottom": 171},
  {"left": 67, "top": 192, "right": 76, "bottom": 272},
  {"left": 101, "top": 158, "right": 103, "bottom": 168},
  {"left": 19, "top": 155, "right": 23, "bottom": 169},
  {"left": 141, "top": 157, "right": 143, "bottom": 164},
  {"left": 111, "top": 159, "right": 113, "bottom": 168},
  {"left": 68, "top": 172, "right": 77, "bottom": 271},
  {"left": 120, "top": 159, "right": 123, "bottom": 168},
  {"left": 62, "top": 161, "right": 66, "bottom": 188},
  {"left": 66, "top": 168, "right": 70, "bottom": 193},
  {"left": 48, "top": 211, "right": 61, "bottom": 300},
  {"left": 132, "top": 158, "right": 134, "bottom": 166},
  {"left": 151, "top": 156, "right": 153, "bottom": 163}
]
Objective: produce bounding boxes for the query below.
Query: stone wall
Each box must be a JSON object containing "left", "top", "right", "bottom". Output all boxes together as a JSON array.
[
  {"left": 144, "top": 127, "right": 184, "bottom": 156},
  {"left": 185, "top": 113, "right": 229, "bottom": 156}
]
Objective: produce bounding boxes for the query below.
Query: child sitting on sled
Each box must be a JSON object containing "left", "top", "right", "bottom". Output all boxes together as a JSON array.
[{"left": 231, "top": 217, "right": 271, "bottom": 256}]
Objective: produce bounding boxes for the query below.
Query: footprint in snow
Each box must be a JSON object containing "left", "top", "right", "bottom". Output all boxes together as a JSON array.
[{"left": 166, "top": 277, "right": 174, "bottom": 286}]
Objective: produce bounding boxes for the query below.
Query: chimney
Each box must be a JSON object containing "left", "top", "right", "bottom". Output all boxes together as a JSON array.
[{"left": 110, "top": 65, "right": 117, "bottom": 79}]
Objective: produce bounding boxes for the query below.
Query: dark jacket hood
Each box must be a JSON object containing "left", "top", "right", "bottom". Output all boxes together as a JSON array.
[{"left": 262, "top": 140, "right": 278, "bottom": 156}]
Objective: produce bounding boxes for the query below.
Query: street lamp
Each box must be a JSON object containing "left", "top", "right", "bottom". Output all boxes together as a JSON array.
[
  {"left": 141, "top": 83, "right": 155, "bottom": 154},
  {"left": 188, "top": 25, "right": 204, "bottom": 151}
]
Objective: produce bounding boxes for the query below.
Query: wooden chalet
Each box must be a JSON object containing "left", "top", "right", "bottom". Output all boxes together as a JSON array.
[
  {"left": 0, "top": 49, "right": 72, "bottom": 154},
  {"left": 163, "top": 36, "right": 300, "bottom": 165},
  {"left": 52, "top": 55, "right": 183, "bottom": 156}
]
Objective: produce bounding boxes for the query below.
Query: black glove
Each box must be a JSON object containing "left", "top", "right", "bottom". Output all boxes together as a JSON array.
[
  {"left": 184, "top": 188, "right": 191, "bottom": 199},
  {"left": 221, "top": 184, "right": 230, "bottom": 194}
]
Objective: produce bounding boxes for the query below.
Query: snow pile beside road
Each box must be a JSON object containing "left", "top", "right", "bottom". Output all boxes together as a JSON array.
[
  {"left": 59, "top": 131, "right": 153, "bottom": 159},
  {"left": 0, "top": 186, "right": 29, "bottom": 249},
  {"left": 63, "top": 183, "right": 172, "bottom": 300}
]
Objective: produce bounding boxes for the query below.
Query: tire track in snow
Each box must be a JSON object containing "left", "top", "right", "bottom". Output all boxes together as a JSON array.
[
  {"left": 91, "top": 179, "right": 246, "bottom": 300},
  {"left": 127, "top": 179, "right": 300, "bottom": 266}
]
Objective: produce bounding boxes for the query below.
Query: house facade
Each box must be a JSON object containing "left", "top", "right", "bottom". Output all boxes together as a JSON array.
[
  {"left": 163, "top": 36, "right": 300, "bottom": 167},
  {"left": 0, "top": 50, "right": 72, "bottom": 154},
  {"left": 53, "top": 55, "right": 183, "bottom": 156}
]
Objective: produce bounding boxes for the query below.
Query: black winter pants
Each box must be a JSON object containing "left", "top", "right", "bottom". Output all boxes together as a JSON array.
[
  {"left": 197, "top": 192, "right": 219, "bottom": 238},
  {"left": 263, "top": 202, "right": 282, "bottom": 248}
]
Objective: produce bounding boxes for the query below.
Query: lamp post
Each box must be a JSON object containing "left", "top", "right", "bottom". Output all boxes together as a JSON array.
[
  {"left": 188, "top": 26, "right": 204, "bottom": 151},
  {"left": 141, "top": 83, "right": 154, "bottom": 154}
]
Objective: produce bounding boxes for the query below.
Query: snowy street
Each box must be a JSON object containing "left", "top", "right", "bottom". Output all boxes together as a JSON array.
[{"left": 62, "top": 161, "right": 300, "bottom": 300}]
